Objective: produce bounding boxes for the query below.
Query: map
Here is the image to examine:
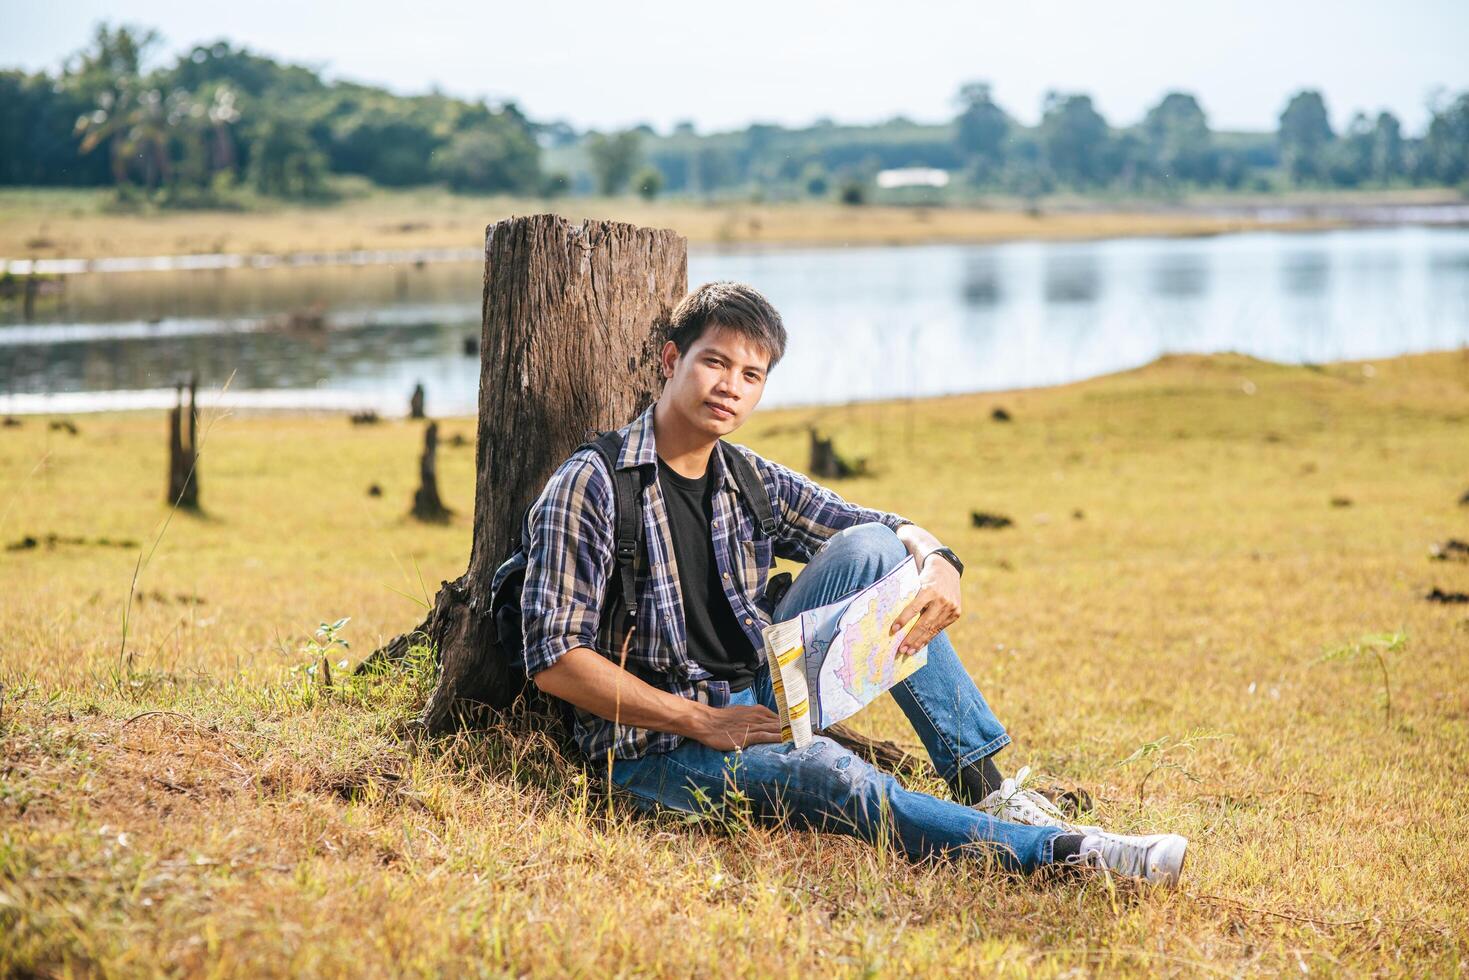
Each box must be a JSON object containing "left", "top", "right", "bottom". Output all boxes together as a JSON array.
[
  {"left": 816, "top": 559, "right": 927, "bottom": 724},
  {"left": 763, "top": 555, "right": 928, "bottom": 746}
]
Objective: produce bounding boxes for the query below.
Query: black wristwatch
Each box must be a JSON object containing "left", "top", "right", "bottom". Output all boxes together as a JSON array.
[{"left": 922, "top": 546, "right": 964, "bottom": 577}]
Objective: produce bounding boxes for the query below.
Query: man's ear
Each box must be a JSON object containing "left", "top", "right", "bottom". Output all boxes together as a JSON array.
[{"left": 659, "top": 340, "right": 680, "bottom": 379}]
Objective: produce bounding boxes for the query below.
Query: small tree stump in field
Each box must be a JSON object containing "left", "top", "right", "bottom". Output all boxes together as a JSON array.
[
  {"left": 410, "top": 421, "right": 451, "bottom": 523},
  {"left": 809, "top": 427, "right": 863, "bottom": 479},
  {"left": 167, "top": 376, "right": 200, "bottom": 510}
]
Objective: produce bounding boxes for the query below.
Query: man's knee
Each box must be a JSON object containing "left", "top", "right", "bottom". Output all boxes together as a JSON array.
[
  {"left": 770, "top": 736, "right": 890, "bottom": 831},
  {"left": 819, "top": 523, "right": 907, "bottom": 581}
]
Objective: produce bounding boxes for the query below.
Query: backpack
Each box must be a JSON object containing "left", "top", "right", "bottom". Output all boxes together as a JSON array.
[{"left": 490, "top": 430, "right": 791, "bottom": 673}]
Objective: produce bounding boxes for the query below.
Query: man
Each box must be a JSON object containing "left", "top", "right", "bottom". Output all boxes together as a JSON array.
[{"left": 515, "top": 281, "right": 1188, "bottom": 884}]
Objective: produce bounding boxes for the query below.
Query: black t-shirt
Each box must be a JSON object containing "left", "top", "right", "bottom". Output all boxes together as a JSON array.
[{"left": 656, "top": 453, "right": 759, "bottom": 691}]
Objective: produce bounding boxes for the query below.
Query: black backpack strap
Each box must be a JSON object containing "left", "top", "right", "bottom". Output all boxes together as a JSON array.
[
  {"left": 720, "top": 441, "right": 779, "bottom": 537},
  {"left": 585, "top": 431, "right": 642, "bottom": 621}
]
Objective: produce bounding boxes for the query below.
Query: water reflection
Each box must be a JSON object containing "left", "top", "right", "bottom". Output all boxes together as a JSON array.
[
  {"left": 1149, "top": 251, "right": 1209, "bottom": 298},
  {"left": 1, "top": 319, "right": 476, "bottom": 406},
  {"left": 961, "top": 253, "right": 1003, "bottom": 307},
  {"left": 1, "top": 262, "right": 482, "bottom": 328},
  {"left": 1281, "top": 250, "right": 1330, "bottom": 295},
  {"left": 1043, "top": 249, "right": 1102, "bottom": 304}
]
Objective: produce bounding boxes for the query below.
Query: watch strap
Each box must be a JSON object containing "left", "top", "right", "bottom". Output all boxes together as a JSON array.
[{"left": 923, "top": 546, "right": 964, "bottom": 577}]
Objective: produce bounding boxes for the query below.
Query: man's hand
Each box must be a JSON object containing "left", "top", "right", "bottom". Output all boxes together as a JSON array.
[
  {"left": 688, "top": 702, "right": 784, "bottom": 751},
  {"left": 890, "top": 551, "right": 963, "bottom": 654}
]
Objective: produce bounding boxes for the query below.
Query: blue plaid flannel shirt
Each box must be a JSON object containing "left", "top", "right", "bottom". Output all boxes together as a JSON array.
[{"left": 498, "top": 404, "right": 912, "bottom": 762}]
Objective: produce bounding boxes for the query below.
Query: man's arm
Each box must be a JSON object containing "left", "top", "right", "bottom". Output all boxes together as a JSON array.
[
  {"left": 741, "top": 448, "right": 913, "bottom": 562},
  {"left": 532, "top": 648, "right": 781, "bottom": 751},
  {"left": 520, "top": 453, "right": 781, "bottom": 752},
  {"left": 890, "top": 523, "right": 963, "bottom": 655},
  {"left": 735, "top": 447, "right": 964, "bottom": 656}
]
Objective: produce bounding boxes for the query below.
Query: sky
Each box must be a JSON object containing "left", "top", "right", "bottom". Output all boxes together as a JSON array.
[{"left": 4, "top": 0, "right": 1467, "bottom": 136}]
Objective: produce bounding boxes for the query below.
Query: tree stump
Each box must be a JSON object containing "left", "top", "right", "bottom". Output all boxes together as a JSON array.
[
  {"left": 167, "top": 376, "right": 200, "bottom": 510},
  {"left": 362, "top": 214, "right": 682, "bottom": 733},
  {"left": 809, "top": 427, "right": 862, "bottom": 479},
  {"left": 410, "top": 421, "right": 451, "bottom": 523}
]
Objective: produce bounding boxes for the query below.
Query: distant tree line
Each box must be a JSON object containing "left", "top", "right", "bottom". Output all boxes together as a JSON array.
[
  {"left": 614, "top": 84, "right": 1469, "bottom": 201},
  {"left": 0, "top": 24, "right": 544, "bottom": 203},
  {"left": 3, "top": 24, "right": 1467, "bottom": 206}
]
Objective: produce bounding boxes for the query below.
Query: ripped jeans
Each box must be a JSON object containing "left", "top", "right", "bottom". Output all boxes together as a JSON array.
[{"left": 606, "top": 523, "right": 1066, "bottom": 872}]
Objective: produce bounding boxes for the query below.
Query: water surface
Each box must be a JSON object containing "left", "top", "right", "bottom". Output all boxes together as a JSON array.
[{"left": 2, "top": 227, "right": 1465, "bottom": 415}]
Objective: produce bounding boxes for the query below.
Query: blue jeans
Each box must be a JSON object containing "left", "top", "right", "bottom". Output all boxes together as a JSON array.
[{"left": 608, "top": 523, "right": 1066, "bottom": 872}]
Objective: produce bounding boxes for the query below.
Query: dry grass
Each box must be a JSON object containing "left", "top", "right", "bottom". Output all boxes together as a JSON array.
[
  {"left": 2, "top": 350, "right": 1468, "bottom": 976},
  {"left": 0, "top": 186, "right": 1328, "bottom": 261}
]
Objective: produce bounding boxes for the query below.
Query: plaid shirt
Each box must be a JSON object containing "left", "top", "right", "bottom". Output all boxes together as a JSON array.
[{"left": 500, "top": 404, "right": 911, "bottom": 761}]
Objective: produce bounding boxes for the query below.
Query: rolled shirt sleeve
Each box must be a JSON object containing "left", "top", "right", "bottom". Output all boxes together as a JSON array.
[
  {"left": 519, "top": 452, "right": 616, "bottom": 678},
  {"left": 758, "top": 455, "right": 912, "bottom": 563}
]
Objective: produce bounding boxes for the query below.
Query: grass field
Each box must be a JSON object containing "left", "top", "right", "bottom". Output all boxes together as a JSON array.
[
  {"left": 0, "top": 186, "right": 1336, "bottom": 261},
  {"left": 2, "top": 350, "right": 1468, "bottom": 975}
]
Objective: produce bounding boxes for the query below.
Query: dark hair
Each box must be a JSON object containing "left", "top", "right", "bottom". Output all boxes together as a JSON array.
[{"left": 667, "top": 281, "right": 787, "bottom": 371}]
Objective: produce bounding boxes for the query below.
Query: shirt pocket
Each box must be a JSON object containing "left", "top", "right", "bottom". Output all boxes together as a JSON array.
[{"left": 739, "top": 537, "right": 773, "bottom": 592}]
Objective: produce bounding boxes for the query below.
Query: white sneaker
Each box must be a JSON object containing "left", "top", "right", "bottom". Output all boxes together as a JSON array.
[
  {"left": 974, "top": 766, "right": 1102, "bottom": 836},
  {"left": 1066, "top": 831, "right": 1189, "bottom": 887}
]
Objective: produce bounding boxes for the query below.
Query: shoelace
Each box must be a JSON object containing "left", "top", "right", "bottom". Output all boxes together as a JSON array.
[
  {"left": 991, "top": 765, "right": 1072, "bottom": 827},
  {"left": 1064, "top": 835, "right": 1150, "bottom": 882}
]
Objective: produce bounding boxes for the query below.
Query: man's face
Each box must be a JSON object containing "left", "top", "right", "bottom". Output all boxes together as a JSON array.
[{"left": 660, "top": 324, "right": 770, "bottom": 438}]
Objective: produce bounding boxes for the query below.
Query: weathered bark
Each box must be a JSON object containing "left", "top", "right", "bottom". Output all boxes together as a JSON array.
[
  {"left": 410, "top": 421, "right": 450, "bottom": 522},
  {"left": 167, "top": 376, "right": 200, "bottom": 510},
  {"left": 363, "top": 214, "right": 683, "bottom": 734}
]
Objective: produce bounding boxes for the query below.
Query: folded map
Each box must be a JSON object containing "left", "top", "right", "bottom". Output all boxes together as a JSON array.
[{"left": 762, "top": 554, "right": 928, "bottom": 747}]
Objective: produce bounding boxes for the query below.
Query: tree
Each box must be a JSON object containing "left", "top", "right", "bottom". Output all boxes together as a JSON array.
[
  {"left": 1039, "top": 92, "right": 1112, "bottom": 187},
  {"left": 633, "top": 166, "right": 663, "bottom": 200},
  {"left": 66, "top": 24, "right": 172, "bottom": 189},
  {"left": 248, "top": 117, "right": 328, "bottom": 199},
  {"left": 586, "top": 129, "right": 642, "bottom": 195},
  {"left": 433, "top": 127, "right": 541, "bottom": 194},
  {"left": 164, "top": 40, "right": 324, "bottom": 100},
  {"left": 362, "top": 215, "right": 684, "bottom": 731},
  {"left": 953, "top": 82, "right": 1010, "bottom": 181},
  {"left": 1278, "top": 89, "right": 1334, "bottom": 184},
  {"left": 61, "top": 23, "right": 159, "bottom": 105},
  {"left": 1370, "top": 111, "right": 1403, "bottom": 183},
  {"left": 1141, "top": 91, "right": 1213, "bottom": 185},
  {"left": 327, "top": 104, "right": 439, "bottom": 186},
  {"left": 1330, "top": 111, "right": 1376, "bottom": 187},
  {"left": 74, "top": 85, "right": 175, "bottom": 190},
  {"left": 1422, "top": 92, "right": 1469, "bottom": 186},
  {"left": 800, "top": 162, "right": 829, "bottom": 197},
  {"left": 0, "top": 70, "right": 110, "bottom": 185}
]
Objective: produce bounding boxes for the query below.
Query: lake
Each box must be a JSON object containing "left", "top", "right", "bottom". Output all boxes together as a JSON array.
[{"left": 2, "top": 226, "right": 1466, "bottom": 415}]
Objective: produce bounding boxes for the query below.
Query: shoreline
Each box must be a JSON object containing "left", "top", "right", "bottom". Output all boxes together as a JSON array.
[
  {"left": 5, "top": 204, "right": 1467, "bottom": 277},
  {"left": 8, "top": 209, "right": 1467, "bottom": 278},
  {"left": 3, "top": 347, "right": 1464, "bottom": 419},
  {"left": 13, "top": 187, "right": 1466, "bottom": 271}
]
